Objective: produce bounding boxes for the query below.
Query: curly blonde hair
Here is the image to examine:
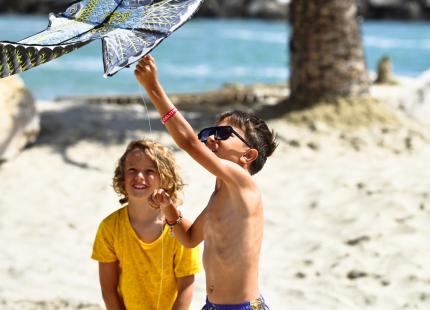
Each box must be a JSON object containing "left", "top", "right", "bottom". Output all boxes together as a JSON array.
[{"left": 113, "top": 140, "right": 184, "bottom": 205}]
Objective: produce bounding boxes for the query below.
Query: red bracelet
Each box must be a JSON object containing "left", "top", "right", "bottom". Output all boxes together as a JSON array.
[{"left": 161, "top": 107, "right": 178, "bottom": 124}]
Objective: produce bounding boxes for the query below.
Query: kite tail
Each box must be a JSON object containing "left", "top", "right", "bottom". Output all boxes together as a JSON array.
[{"left": 0, "top": 41, "right": 89, "bottom": 78}]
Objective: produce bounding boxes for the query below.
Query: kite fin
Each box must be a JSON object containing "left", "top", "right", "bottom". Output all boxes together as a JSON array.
[
  {"left": 0, "top": 41, "right": 90, "bottom": 78},
  {"left": 0, "top": 13, "right": 94, "bottom": 78}
]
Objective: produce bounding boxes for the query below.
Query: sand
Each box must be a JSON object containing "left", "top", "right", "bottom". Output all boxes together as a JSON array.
[{"left": 0, "top": 97, "right": 430, "bottom": 310}]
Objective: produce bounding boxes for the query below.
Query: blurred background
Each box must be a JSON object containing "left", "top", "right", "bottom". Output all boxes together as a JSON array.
[{"left": 0, "top": 0, "right": 428, "bottom": 100}]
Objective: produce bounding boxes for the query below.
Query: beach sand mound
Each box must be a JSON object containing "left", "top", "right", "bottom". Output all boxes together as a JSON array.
[
  {"left": 284, "top": 97, "right": 400, "bottom": 128},
  {"left": 278, "top": 96, "right": 430, "bottom": 154}
]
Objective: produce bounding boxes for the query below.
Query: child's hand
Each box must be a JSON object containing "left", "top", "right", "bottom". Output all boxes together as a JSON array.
[
  {"left": 135, "top": 54, "right": 157, "bottom": 88},
  {"left": 149, "top": 188, "right": 172, "bottom": 211}
]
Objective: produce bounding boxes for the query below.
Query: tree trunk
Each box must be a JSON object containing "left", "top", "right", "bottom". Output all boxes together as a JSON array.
[{"left": 289, "top": 0, "right": 369, "bottom": 105}]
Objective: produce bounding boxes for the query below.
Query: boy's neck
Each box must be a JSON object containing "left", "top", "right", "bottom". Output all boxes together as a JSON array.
[{"left": 127, "top": 200, "right": 163, "bottom": 224}]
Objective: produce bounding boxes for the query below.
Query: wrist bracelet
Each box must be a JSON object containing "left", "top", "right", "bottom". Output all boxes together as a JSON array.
[
  {"left": 165, "top": 210, "right": 182, "bottom": 226},
  {"left": 165, "top": 210, "right": 182, "bottom": 236},
  {"left": 161, "top": 107, "right": 178, "bottom": 124}
]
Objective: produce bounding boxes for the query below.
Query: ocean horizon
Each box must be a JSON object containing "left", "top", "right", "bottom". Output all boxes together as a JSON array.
[{"left": 1, "top": 15, "right": 430, "bottom": 100}]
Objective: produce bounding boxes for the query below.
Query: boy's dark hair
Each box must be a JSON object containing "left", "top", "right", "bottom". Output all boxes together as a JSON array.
[{"left": 217, "top": 110, "right": 278, "bottom": 175}]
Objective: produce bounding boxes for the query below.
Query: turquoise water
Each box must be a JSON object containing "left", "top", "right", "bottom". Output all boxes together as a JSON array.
[
  {"left": 0, "top": 15, "right": 287, "bottom": 99},
  {"left": 1, "top": 15, "right": 430, "bottom": 100},
  {"left": 363, "top": 21, "right": 430, "bottom": 77}
]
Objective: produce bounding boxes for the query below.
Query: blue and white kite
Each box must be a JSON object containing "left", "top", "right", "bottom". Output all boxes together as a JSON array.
[{"left": 0, "top": 0, "right": 203, "bottom": 78}]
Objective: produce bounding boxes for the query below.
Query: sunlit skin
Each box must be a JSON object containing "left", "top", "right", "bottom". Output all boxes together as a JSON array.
[
  {"left": 137, "top": 55, "right": 264, "bottom": 304},
  {"left": 197, "top": 120, "right": 264, "bottom": 303}
]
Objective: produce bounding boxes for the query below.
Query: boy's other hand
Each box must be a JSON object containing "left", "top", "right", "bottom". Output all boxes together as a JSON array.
[
  {"left": 149, "top": 188, "right": 172, "bottom": 211},
  {"left": 135, "top": 54, "right": 158, "bottom": 88}
]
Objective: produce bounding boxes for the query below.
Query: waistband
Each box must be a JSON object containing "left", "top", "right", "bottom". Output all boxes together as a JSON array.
[{"left": 202, "top": 295, "right": 269, "bottom": 310}]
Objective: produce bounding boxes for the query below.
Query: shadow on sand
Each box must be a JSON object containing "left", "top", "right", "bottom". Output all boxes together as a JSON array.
[{"left": 34, "top": 102, "right": 219, "bottom": 170}]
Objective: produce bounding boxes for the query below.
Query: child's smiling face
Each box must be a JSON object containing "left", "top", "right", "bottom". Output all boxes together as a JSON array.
[{"left": 124, "top": 148, "right": 160, "bottom": 202}]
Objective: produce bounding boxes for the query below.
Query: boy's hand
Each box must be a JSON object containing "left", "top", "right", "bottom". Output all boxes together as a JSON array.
[
  {"left": 135, "top": 55, "right": 158, "bottom": 88},
  {"left": 149, "top": 188, "right": 172, "bottom": 211}
]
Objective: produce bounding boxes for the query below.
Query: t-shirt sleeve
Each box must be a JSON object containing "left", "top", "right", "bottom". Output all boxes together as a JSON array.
[
  {"left": 91, "top": 219, "right": 118, "bottom": 263},
  {"left": 173, "top": 241, "right": 201, "bottom": 278}
]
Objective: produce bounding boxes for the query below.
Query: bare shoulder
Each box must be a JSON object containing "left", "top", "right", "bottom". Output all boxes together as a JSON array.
[
  {"left": 220, "top": 158, "right": 257, "bottom": 190},
  {"left": 218, "top": 161, "right": 262, "bottom": 215}
]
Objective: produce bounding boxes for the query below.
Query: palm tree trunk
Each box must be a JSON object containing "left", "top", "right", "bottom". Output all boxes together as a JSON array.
[{"left": 289, "top": 0, "right": 370, "bottom": 105}]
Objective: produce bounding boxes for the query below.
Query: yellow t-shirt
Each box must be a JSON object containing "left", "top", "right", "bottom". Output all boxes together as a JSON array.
[{"left": 91, "top": 206, "right": 201, "bottom": 310}]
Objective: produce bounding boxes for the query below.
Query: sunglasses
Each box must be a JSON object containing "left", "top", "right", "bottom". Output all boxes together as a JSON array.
[{"left": 197, "top": 126, "right": 252, "bottom": 148}]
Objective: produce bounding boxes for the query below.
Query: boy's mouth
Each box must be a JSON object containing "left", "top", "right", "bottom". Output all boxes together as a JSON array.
[{"left": 132, "top": 184, "right": 148, "bottom": 190}]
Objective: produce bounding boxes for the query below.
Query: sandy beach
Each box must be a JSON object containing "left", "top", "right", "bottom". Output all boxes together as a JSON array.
[{"left": 1, "top": 92, "right": 430, "bottom": 309}]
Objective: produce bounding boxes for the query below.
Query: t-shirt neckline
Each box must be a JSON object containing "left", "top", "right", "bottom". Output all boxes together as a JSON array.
[{"left": 124, "top": 206, "right": 169, "bottom": 248}]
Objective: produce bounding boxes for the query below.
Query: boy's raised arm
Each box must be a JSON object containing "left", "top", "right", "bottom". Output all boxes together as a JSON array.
[
  {"left": 150, "top": 189, "right": 205, "bottom": 248},
  {"left": 135, "top": 55, "right": 248, "bottom": 185},
  {"left": 135, "top": 55, "right": 195, "bottom": 145}
]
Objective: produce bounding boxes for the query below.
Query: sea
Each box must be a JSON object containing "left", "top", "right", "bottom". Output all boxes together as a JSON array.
[{"left": 0, "top": 15, "right": 430, "bottom": 100}]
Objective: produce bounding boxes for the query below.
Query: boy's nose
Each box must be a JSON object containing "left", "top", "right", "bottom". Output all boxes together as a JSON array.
[
  {"left": 135, "top": 171, "right": 145, "bottom": 180},
  {"left": 208, "top": 134, "right": 216, "bottom": 141},
  {"left": 206, "top": 135, "right": 217, "bottom": 145}
]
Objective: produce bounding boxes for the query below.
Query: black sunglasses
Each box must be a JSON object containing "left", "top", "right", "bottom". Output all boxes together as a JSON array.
[{"left": 197, "top": 126, "right": 252, "bottom": 148}]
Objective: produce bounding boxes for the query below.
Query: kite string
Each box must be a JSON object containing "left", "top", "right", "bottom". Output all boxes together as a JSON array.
[
  {"left": 137, "top": 82, "right": 153, "bottom": 138},
  {"left": 157, "top": 227, "right": 164, "bottom": 310},
  {"left": 136, "top": 80, "right": 164, "bottom": 310}
]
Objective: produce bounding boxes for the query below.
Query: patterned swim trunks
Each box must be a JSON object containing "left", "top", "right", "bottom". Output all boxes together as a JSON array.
[{"left": 201, "top": 295, "right": 269, "bottom": 310}]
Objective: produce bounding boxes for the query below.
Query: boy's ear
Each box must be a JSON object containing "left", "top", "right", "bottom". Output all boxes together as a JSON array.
[{"left": 240, "top": 148, "right": 258, "bottom": 165}]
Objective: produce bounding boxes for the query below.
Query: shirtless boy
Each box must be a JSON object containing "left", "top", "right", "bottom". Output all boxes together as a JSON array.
[{"left": 135, "top": 55, "right": 277, "bottom": 309}]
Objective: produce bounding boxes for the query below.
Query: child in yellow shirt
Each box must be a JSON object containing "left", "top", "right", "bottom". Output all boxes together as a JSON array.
[{"left": 92, "top": 140, "right": 201, "bottom": 310}]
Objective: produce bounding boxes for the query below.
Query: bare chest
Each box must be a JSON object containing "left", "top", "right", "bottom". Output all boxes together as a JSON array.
[{"left": 203, "top": 189, "right": 260, "bottom": 246}]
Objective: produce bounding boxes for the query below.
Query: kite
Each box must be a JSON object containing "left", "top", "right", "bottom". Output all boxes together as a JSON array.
[{"left": 0, "top": 0, "right": 203, "bottom": 78}]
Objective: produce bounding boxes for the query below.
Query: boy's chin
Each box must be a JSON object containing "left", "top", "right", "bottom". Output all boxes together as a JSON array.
[{"left": 128, "top": 193, "right": 151, "bottom": 202}]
